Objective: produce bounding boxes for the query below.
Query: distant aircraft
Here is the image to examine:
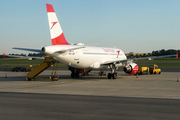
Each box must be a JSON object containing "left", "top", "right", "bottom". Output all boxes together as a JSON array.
[{"left": 4, "top": 3, "right": 178, "bottom": 79}]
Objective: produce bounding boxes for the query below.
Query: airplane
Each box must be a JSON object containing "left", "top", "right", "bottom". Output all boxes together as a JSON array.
[{"left": 4, "top": 3, "right": 178, "bottom": 79}]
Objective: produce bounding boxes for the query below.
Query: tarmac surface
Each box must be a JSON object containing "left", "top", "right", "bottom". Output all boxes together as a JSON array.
[
  {"left": 0, "top": 69, "right": 180, "bottom": 119},
  {"left": 0, "top": 70, "right": 180, "bottom": 99},
  {"left": 0, "top": 92, "right": 180, "bottom": 120}
]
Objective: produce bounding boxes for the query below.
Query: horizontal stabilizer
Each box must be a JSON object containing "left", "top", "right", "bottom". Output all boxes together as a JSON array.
[
  {"left": 13, "top": 47, "right": 43, "bottom": 53},
  {"left": 4, "top": 54, "right": 44, "bottom": 60}
]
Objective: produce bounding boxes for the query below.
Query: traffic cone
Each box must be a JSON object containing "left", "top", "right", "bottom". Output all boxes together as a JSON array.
[
  {"left": 177, "top": 77, "right": 179, "bottom": 82},
  {"left": 136, "top": 74, "right": 138, "bottom": 78},
  {"left": 5, "top": 74, "right": 7, "bottom": 78}
]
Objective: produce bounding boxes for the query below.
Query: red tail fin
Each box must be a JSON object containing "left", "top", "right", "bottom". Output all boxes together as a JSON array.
[
  {"left": 3, "top": 53, "right": 6, "bottom": 58},
  {"left": 46, "top": 3, "right": 70, "bottom": 45},
  {"left": 176, "top": 52, "right": 178, "bottom": 58}
]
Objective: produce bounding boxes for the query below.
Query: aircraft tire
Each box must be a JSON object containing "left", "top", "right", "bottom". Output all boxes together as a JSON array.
[
  {"left": 112, "top": 73, "right": 117, "bottom": 79},
  {"left": 26, "top": 77, "right": 31, "bottom": 81},
  {"left": 108, "top": 73, "right": 111, "bottom": 79},
  {"left": 71, "top": 73, "right": 74, "bottom": 78},
  {"left": 76, "top": 73, "right": 79, "bottom": 78}
]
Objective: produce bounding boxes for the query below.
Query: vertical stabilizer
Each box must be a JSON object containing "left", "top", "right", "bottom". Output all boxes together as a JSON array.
[
  {"left": 3, "top": 53, "right": 6, "bottom": 58},
  {"left": 46, "top": 3, "right": 70, "bottom": 45}
]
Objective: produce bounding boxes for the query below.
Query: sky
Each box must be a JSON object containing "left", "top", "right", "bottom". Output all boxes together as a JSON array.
[{"left": 0, "top": 0, "right": 180, "bottom": 54}]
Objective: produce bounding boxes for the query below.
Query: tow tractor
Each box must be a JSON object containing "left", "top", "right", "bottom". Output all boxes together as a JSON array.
[
  {"left": 136, "top": 64, "right": 161, "bottom": 75},
  {"left": 149, "top": 64, "right": 161, "bottom": 74}
]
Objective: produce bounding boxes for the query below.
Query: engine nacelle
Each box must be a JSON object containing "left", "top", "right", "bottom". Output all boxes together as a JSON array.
[{"left": 123, "top": 63, "right": 139, "bottom": 75}]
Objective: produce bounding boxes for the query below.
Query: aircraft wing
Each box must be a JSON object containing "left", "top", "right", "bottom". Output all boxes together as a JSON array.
[
  {"left": 101, "top": 53, "right": 178, "bottom": 65},
  {"left": 3, "top": 53, "right": 44, "bottom": 60},
  {"left": 6, "top": 47, "right": 44, "bottom": 59},
  {"left": 13, "top": 47, "right": 43, "bottom": 53}
]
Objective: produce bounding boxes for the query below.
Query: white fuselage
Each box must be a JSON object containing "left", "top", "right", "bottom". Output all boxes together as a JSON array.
[{"left": 43, "top": 45, "right": 127, "bottom": 69}]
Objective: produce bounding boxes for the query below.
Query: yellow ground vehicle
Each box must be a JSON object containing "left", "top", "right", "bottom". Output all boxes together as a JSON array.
[
  {"left": 136, "top": 67, "right": 149, "bottom": 75},
  {"left": 149, "top": 64, "right": 161, "bottom": 74}
]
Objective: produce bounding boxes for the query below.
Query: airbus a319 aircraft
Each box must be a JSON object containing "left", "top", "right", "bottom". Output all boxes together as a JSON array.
[{"left": 6, "top": 3, "right": 178, "bottom": 79}]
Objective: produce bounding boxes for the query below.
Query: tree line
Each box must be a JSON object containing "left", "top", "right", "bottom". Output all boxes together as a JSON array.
[{"left": 126, "top": 49, "right": 179, "bottom": 58}]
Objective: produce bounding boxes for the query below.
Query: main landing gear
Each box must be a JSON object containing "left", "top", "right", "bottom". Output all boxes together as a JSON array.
[
  {"left": 69, "top": 67, "right": 79, "bottom": 78},
  {"left": 71, "top": 71, "right": 80, "bottom": 78},
  {"left": 107, "top": 64, "right": 117, "bottom": 79},
  {"left": 68, "top": 67, "right": 84, "bottom": 78}
]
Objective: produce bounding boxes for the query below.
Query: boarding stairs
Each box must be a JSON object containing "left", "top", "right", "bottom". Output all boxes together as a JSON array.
[{"left": 26, "top": 56, "right": 57, "bottom": 81}]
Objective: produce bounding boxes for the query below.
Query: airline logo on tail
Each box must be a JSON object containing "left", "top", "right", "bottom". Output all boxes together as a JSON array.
[
  {"left": 51, "top": 21, "right": 58, "bottom": 29},
  {"left": 46, "top": 3, "right": 70, "bottom": 45}
]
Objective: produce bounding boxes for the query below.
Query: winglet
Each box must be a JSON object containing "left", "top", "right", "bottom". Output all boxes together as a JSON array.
[
  {"left": 176, "top": 52, "right": 178, "bottom": 58},
  {"left": 46, "top": 3, "right": 70, "bottom": 45},
  {"left": 3, "top": 53, "right": 6, "bottom": 58}
]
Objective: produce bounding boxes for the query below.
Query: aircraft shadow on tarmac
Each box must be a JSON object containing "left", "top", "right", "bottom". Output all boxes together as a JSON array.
[{"left": 0, "top": 74, "right": 124, "bottom": 82}]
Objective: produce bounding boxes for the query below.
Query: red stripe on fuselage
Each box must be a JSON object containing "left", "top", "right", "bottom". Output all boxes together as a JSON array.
[
  {"left": 46, "top": 3, "right": 55, "bottom": 12},
  {"left": 51, "top": 33, "right": 70, "bottom": 45}
]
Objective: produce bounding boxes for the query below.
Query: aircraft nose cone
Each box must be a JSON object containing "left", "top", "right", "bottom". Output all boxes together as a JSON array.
[{"left": 42, "top": 47, "right": 45, "bottom": 53}]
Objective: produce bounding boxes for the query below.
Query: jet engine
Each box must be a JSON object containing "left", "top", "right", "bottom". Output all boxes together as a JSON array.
[{"left": 123, "top": 63, "right": 139, "bottom": 75}]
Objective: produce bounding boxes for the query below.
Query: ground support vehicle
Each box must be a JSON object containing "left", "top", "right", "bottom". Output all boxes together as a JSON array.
[
  {"left": 149, "top": 64, "right": 161, "bottom": 74},
  {"left": 136, "top": 67, "right": 149, "bottom": 75}
]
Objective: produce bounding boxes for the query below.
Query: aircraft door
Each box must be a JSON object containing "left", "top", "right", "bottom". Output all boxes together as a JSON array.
[{"left": 74, "top": 50, "right": 80, "bottom": 60}]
